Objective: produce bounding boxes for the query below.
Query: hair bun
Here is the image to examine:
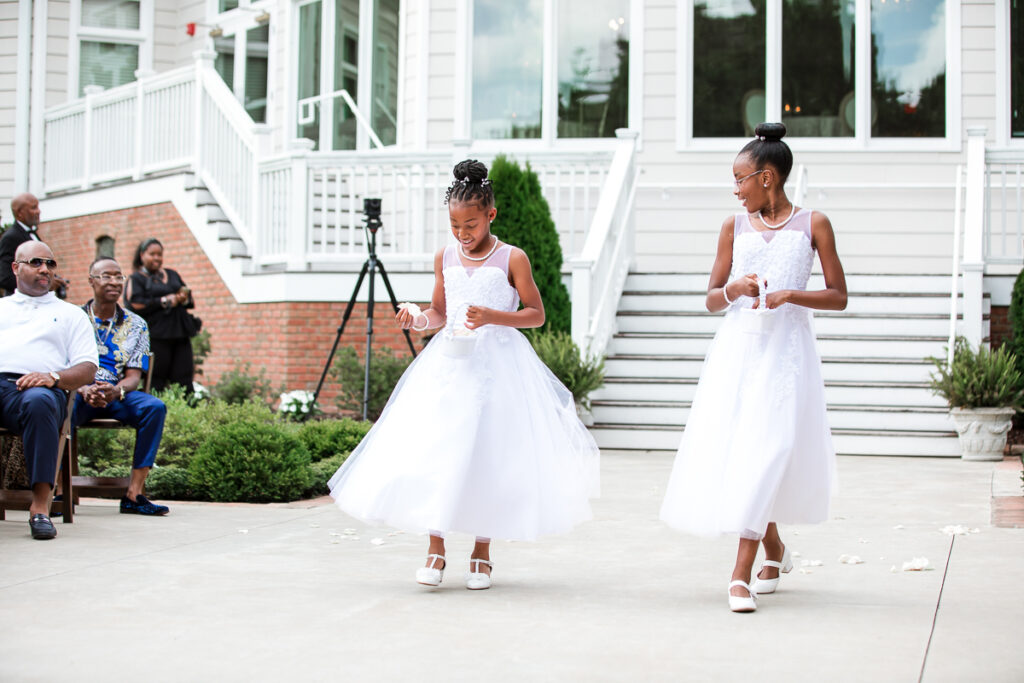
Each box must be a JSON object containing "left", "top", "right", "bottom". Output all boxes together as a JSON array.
[
  {"left": 754, "top": 122, "right": 786, "bottom": 142},
  {"left": 452, "top": 159, "right": 489, "bottom": 184}
]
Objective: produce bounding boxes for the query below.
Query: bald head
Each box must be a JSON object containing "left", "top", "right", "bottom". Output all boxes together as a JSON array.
[
  {"left": 13, "top": 241, "right": 56, "bottom": 297},
  {"left": 11, "top": 193, "right": 40, "bottom": 227}
]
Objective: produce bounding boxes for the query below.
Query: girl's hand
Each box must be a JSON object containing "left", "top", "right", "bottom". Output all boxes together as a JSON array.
[
  {"left": 731, "top": 273, "right": 761, "bottom": 298},
  {"left": 465, "top": 306, "right": 494, "bottom": 329},
  {"left": 396, "top": 306, "right": 419, "bottom": 330},
  {"left": 763, "top": 290, "right": 791, "bottom": 309}
]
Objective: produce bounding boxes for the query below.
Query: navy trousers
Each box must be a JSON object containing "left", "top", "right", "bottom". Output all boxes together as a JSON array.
[
  {"left": 73, "top": 389, "right": 166, "bottom": 469},
  {"left": 0, "top": 376, "right": 67, "bottom": 487}
]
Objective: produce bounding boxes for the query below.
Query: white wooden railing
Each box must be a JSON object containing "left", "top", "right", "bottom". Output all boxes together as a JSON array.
[
  {"left": 42, "top": 52, "right": 637, "bottom": 355},
  {"left": 983, "top": 150, "right": 1024, "bottom": 265},
  {"left": 569, "top": 131, "right": 639, "bottom": 357}
]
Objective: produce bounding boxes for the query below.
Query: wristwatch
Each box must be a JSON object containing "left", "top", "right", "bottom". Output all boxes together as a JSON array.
[
  {"left": 119, "top": 386, "right": 126, "bottom": 401},
  {"left": 48, "top": 371, "right": 60, "bottom": 388}
]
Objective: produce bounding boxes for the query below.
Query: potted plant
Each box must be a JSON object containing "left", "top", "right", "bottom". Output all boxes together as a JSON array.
[
  {"left": 529, "top": 330, "right": 605, "bottom": 425},
  {"left": 929, "top": 337, "right": 1024, "bottom": 461}
]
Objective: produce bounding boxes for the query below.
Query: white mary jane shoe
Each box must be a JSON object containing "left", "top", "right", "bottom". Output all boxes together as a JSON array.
[
  {"left": 465, "top": 558, "right": 493, "bottom": 590},
  {"left": 415, "top": 554, "right": 446, "bottom": 586},
  {"left": 751, "top": 546, "right": 793, "bottom": 595},
  {"left": 728, "top": 580, "right": 758, "bottom": 613}
]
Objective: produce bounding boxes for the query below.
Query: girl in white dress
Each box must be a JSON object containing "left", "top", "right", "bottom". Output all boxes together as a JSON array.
[
  {"left": 328, "top": 159, "right": 600, "bottom": 590},
  {"left": 659, "top": 123, "right": 848, "bottom": 612}
]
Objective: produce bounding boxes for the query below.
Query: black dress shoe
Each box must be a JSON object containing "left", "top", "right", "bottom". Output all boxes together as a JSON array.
[{"left": 29, "top": 514, "right": 57, "bottom": 540}]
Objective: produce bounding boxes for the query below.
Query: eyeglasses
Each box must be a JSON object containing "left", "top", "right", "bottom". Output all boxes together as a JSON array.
[
  {"left": 90, "top": 274, "right": 125, "bottom": 284},
  {"left": 733, "top": 169, "right": 765, "bottom": 187},
  {"left": 15, "top": 258, "right": 57, "bottom": 269}
]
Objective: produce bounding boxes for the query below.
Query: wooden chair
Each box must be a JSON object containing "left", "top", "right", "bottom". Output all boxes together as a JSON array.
[
  {"left": 0, "top": 391, "right": 76, "bottom": 522},
  {"left": 69, "top": 353, "right": 155, "bottom": 503}
]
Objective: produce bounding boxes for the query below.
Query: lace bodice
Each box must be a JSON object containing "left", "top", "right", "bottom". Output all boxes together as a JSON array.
[
  {"left": 441, "top": 243, "right": 520, "bottom": 332},
  {"left": 729, "top": 209, "right": 815, "bottom": 310}
]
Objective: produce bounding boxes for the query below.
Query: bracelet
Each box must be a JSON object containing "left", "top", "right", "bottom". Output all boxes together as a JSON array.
[
  {"left": 722, "top": 282, "right": 734, "bottom": 305},
  {"left": 412, "top": 313, "right": 430, "bottom": 331}
]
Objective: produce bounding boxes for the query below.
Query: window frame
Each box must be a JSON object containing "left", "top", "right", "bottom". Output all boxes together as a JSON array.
[
  {"left": 997, "top": 0, "right": 1024, "bottom": 149},
  {"left": 288, "top": 0, "right": 404, "bottom": 151},
  {"left": 204, "top": 0, "right": 276, "bottom": 125},
  {"left": 69, "top": 0, "right": 154, "bottom": 98},
  {"left": 675, "top": 0, "right": 962, "bottom": 153},
  {"left": 455, "top": 0, "right": 645, "bottom": 150}
]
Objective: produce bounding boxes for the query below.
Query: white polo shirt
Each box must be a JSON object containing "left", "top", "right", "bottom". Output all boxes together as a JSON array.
[{"left": 0, "top": 291, "right": 98, "bottom": 375}]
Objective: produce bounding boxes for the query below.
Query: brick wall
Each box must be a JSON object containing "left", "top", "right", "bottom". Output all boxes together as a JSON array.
[
  {"left": 991, "top": 305, "right": 1010, "bottom": 348},
  {"left": 39, "top": 202, "right": 428, "bottom": 408}
]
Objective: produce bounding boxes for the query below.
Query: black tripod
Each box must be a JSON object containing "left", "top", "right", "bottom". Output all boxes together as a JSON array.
[{"left": 313, "top": 198, "right": 417, "bottom": 420}]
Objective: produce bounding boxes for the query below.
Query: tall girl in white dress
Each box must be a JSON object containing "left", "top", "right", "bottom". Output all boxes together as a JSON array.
[
  {"left": 659, "top": 123, "right": 848, "bottom": 613},
  {"left": 328, "top": 159, "right": 600, "bottom": 590}
]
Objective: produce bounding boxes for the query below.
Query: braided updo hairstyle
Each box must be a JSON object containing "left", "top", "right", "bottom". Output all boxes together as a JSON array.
[
  {"left": 738, "top": 122, "right": 794, "bottom": 184},
  {"left": 445, "top": 159, "right": 495, "bottom": 208}
]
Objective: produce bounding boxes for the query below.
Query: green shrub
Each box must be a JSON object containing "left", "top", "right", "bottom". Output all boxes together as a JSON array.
[
  {"left": 929, "top": 337, "right": 1024, "bottom": 408},
  {"left": 214, "top": 362, "right": 274, "bottom": 404},
  {"left": 155, "top": 387, "right": 280, "bottom": 468},
  {"left": 191, "top": 330, "right": 212, "bottom": 377},
  {"left": 530, "top": 330, "right": 606, "bottom": 410},
  {"left": 305, "top": 452, "right": 349, "bottom": 497},
  {"left": 1009, "top": 267, "right": 1024, "bottom": 374},
  {"left": 188, "top": 420, "right": 311, "bottom": 502},
  {"left": 489, "top": 155, "right": 572, "bottom": 334},
  {"left": 330, "top": 346, "right": 412, "bottom": 421},
  {"left": 76, "top": 427, "right": 137, "bottom": 473},
  {"left": 297, "top": 418, "right": 370, "bottom": 462},
  {"left": 145, "top": 465, "right": 193, "bottom": 500}
]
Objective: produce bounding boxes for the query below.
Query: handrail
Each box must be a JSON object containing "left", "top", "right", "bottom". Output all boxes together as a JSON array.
[
  {"left": 297, "top": 88, "right": 385, "bottom": 149},
  {"left": 569, "top": 130, "right": 638, "bottom": 357},
  {"left": 948, "top": 164, "right": 964, "bottom": 367}
]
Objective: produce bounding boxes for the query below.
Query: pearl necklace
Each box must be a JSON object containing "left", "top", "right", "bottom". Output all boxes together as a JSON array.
[
  {"left": 753, "top": 204, "right": 796, "bottom": 230},
  {"left": 460, "top": 235, "right": 499, "bottom": 262}
]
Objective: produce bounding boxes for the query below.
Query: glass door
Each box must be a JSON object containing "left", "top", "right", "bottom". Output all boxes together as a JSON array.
[{"left": 295, "top": 0, "right": 399, "bottom": 150}]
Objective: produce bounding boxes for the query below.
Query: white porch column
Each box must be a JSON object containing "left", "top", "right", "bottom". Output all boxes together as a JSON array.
[
  {"left": 28, "top": 0, "right": 48, "bottom": 195},
  {"left": 287, "top": 139, "right": 316, "bottom": 270},
  {"left": 14, "top": 0, "right": 33, "bottom": 194},
  {"left": 961, "top": 126, "right": 987, "bottom": 348}
]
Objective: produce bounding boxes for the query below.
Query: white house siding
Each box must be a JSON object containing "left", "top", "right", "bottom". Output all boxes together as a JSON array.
[
  {"left": 0, "top": 2, "right": 20, "bottom": 212},
  {"left": 627, "top": 0, "right": 997, "bottom": 276}
]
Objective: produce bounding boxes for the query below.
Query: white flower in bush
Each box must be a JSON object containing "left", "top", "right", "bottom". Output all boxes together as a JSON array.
[
  {"left": 192, "top": 382, "right": 210, "bottom": 400},
  {"left": 278, "top": 390, "right": 318, "bottom": 416}
]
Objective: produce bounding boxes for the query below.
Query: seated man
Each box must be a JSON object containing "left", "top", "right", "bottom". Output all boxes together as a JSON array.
[
  {"left": 0, "top": 242, "right": 97, "bottom": 539},
  {"left": 75, "top": 257, "right": 169, "bottom": 516}
]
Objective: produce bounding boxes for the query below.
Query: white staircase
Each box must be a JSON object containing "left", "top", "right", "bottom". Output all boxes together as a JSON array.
[{"left": 589, "top": 272, "right": 990, "bottom": 456}]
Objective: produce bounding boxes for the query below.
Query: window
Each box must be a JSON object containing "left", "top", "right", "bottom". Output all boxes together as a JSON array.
[
  {"left": 469, "top": 0, "right": 634, "bottom": 142},
  {"left": 95, "top": 236, "right": 115, "bottom": 260},
  {"left": 683, "top": 0, "right": 953, "bottom": 142},
  {"left": 1011, "top": 0, "right": 1024, "bottom": 137},
  {"left": 212, "top": 20, "right": 271, "bottom": 124},
  {"left": 294, "top": 0, "right": 400, "bottom": 151},
  {"left": 74, "top": 0, "right": 151, "bottom": 97}
]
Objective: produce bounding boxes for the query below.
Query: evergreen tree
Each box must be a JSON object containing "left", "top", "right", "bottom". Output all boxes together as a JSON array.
[
  {"left": 488, "top": 155, "right": 572, "bottom": 334},
  {"left": 1009, "top": 266, "right": 1024, "bottom": 374}
]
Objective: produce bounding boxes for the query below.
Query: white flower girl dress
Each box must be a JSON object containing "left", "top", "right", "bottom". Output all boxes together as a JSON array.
[
  {"left": 660, "top": 209, "right": 835, "bottom": 539},
  {"left": 329, "top": 243, "right": 600, "bottom": 540}
]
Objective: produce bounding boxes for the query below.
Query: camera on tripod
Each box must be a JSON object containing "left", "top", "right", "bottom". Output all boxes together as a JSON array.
[{"left": 363, "top": 198, "right": 382, "bottom": 232}]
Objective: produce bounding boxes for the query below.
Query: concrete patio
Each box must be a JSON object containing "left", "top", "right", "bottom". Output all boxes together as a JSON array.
[{"left": 2, "top": 452, "right": 1022, "bottom": 682}]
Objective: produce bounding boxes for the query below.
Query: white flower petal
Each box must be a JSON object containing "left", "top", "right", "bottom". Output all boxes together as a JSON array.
[
  {"left": 238, "top": 529, "right": 249, "bottom": 534},
  {"left": 901, "top": 557, "right": 932, "bottom": 571},
  {"left": 892, "top": 524, "right": 905, "bottom": 530},
  {"left": 801, "top": 559, "right": 824, "bottom": 567},
  {"left": 370, "top": 537, "right": 385, "bottom": 546},
  {"left": 838, "top": 554, "right": 864, "bottom": 564}
]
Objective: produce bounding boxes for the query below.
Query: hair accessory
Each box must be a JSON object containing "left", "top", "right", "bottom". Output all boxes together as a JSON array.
[
  {"left": 481, "top": 179, "right": 491, "bottom": 186},
  {"left": 758, "top": 135, "right": 766, "bottom": 142}
]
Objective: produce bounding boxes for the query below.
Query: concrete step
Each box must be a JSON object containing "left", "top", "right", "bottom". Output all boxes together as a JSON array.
[
  {"left": 624, "top": 272, "right": 970, "bottom": 296},
  {"left": 615, "top": 311, "right": 989, "bottom": 338},
  {"left": 618, "top": 292, "right": 990, "bottom": 316},
  {"left": 589, "top": 424, "right": 960, "bottom": 456},
  {"left": 213, "top": 220, "right": 240, "bottom": 240},
  {"left": 604, "top": 355, "right": 935, "bottom": 383},
  {"left": 590, "top": 400, "right": 953, "bottom": 432},
  {"left": 607, "top": 332, "right": 948, "bottom": 360},
  {"left": 202, "top": 204, "right": 229, "bottom": 223},
  {"left": 593, "top": 378, "right": 946, "bottom": 408}
]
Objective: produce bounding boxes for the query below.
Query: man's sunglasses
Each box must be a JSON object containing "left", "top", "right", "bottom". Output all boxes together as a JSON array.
[{"left": 15, "top": 258, "right": 58, "bottom": 269}]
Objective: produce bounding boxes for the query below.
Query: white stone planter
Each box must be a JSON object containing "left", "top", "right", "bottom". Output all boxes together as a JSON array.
[{"left": 949, "top": 407, "right": 1015, "bottom": 461}]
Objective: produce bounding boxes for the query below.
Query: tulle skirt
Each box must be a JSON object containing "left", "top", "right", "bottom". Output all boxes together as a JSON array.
[
  {"left": 328, "top": 327, "right": 600, "bottom": 541},
  {"left": 660, "top": 306, "right": 835, "bottom": 539}
]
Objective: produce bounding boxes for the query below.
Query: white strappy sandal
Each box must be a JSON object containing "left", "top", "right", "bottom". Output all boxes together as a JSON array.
[
  {"left": 465, "top": 558, "right": 493, "bottom": 590},
  {"left": 728, "top": 580, "right": 757, "bottom": 613},
  {"left": 415, "top": 554, "right": 446, "bottom": 586},
  {"left": 751, "top": 546, "right": 793, "bottom": 595}
]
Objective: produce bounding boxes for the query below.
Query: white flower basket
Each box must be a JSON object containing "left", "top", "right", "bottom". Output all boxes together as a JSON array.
[{"left": 949, "top": 407, "right": 1014, "bottom": 461}]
